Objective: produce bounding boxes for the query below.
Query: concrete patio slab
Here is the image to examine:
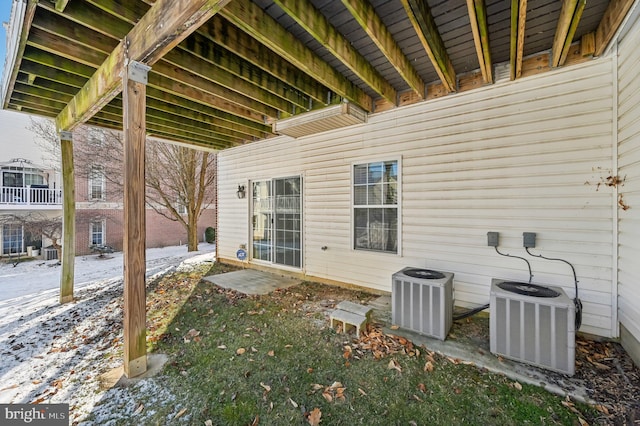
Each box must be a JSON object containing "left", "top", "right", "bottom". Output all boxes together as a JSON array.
[{"left": 203, "top": 269, "right": 302, "bottom": 295}]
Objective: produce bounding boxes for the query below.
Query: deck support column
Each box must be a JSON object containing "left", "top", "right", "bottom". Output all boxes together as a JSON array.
[
  {"left": 59, "top": 130, "right": 75, "bottom": 304},
  {"left": 123, "top": 60, "right": 151, "bottom": 378}
]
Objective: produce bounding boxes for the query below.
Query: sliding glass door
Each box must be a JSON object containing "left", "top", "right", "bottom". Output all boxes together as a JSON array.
[{"left": 252, "top": 177, "right": 301, "bottom": 268}]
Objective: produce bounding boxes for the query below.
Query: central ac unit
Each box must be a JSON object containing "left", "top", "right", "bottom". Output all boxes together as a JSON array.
[
  {"left": 392, "top": 267, "right": 454, "bottom": 340},
  {"left": 490, "top": 279, "right": 575, "bottom": 375}
]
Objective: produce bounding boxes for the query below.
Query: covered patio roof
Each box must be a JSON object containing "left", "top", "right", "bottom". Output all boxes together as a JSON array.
[
  {"left": 1, "top": 0, "right": 635, "bottom": 150},
  {"left": 2, "top": 0, "right": 637, "bottom": 378}
]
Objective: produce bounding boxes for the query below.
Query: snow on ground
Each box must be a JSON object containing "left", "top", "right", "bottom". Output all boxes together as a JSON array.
[{"left": 0, "top": 244, "right": 215, "bottom": 424}]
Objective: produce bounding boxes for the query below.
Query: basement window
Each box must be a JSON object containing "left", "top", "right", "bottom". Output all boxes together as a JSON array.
[{"left": 353, "top": 160, "right": 399, "bottom": 254}]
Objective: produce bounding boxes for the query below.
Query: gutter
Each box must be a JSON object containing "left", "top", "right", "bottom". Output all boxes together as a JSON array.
[{"left": 1, "top": 0, "right": 36, "bottom": 109}]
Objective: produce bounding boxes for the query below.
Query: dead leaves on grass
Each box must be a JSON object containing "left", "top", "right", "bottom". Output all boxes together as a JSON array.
[{"left": 310, "top": 381, "right": 346, "bottom": 403}]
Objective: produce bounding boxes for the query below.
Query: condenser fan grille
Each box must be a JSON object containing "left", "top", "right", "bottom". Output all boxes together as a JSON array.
[
  {"left": 496, "top": 281, "right": 560, "bottom": 298},
  {"left": 402, "top": 268, "right": 445, "bottom": 280}
]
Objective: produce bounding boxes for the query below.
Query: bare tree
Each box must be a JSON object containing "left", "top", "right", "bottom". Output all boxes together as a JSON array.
[{"left": 28, "top": 118, "right": 216, "bottom": 252}]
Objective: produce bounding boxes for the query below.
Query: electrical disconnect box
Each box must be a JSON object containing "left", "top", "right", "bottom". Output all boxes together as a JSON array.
[
  {"left": 523, "top": 232, "right": 536, "bottom": 248},
  {"left": 487, "top": 232, "right": 499, "bottom": 247}
]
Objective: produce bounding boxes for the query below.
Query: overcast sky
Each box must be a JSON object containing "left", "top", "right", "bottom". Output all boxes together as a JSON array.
[{"left": 1, "top": 1, "right": 49, "bottom": 165}]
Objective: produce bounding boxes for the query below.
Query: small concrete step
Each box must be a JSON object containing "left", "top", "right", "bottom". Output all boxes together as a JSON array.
[
  {"left": 336, "top": 300, "right": 373, "bottom": 320},
  {"left": 330, "top": 309, "right": 367, "bottom": 336}
]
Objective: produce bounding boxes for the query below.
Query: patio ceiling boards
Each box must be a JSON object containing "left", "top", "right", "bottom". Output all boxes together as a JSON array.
[{"left": 2, "top": 0, "right": 636, "bottom": 151}]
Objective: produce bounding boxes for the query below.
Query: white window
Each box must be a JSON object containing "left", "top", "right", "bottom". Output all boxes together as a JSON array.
[
  {"left": 176, "top": 199, "right": 187, "bottom": 215},
  {"left": 24, "top": 173, "right": 44, "bottom": 186},
  {"left": 353, "top": 160, "right": 399, "bottom": 253},
  {"left": 88, "top": 165, "right": 105, "bottom": 200},
  {"left": 88, "top": 127, "right": 105, "bottom": 146},
  {"left": 90, "top": 221, "right": 105, "bottom": 246}
]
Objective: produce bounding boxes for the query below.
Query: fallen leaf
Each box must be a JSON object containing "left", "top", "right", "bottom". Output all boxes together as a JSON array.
[
  {"left": 236, "top": 348, "right": 246, "bottom": 355},
  {"left": 251, "top": 346, "right": 258, "bottom": 353},
  {"left": 205, "top": 420, "right": 213, "bottom": 426},
  {"left": 412, "top": 394, "right": 423, "bottom": 402},
  {"left": 289, "top": 398, "right": 298, "bottom": 408},
  {"left": 285, "top": 344, "right": 293, "bottom": 348},
  {"left": 390, "top": 325, "right": 399, "bottom": 330},
  {"left": 387, "top": 359, "right": 402, "bottom": 372},
  {"left": 311, "top": 384, "right": 324, "bottom": 391},
  {"left": 133, "top": 404, "right": 144, "bottom": 415},
  {"left": 513, "top": 382, "right": 522, "bottom": 391},
  {"left": 250, "top": 415, "right": 259, "bottom": 426},
  {"left": 578, "top": 417, "right": 589, "bottom": 426},
  {"left": 322, "top": 392, "right": 333, "bottom": 402},
  {"left": 595, "top": 404, "right": 609, "bottom": 415},
  {"left": 307, "top": 407, "right": 322, "bottom": 426},
  {"left": 424, "top": 361, "right": 434, "bottom": 372},
  {"left": 358, "top": 388, "right": 367, "bottom": 396},
  {"left": 417, "top": 383, "right": 427, "bottom": 393},
  {"left": 329, "top": 381, "right": 343, "bottom": 389},
  {"left": 260, "top": 382, "right": 271, "bottom": 392},
  {"left": 217, "top": 345, "right": 227, "bottom": 349},
  {"left": 268, "top": 350, "right": 275, "bottom": 357},
  {"left": 174, "top": 408, "right": 187, "bottom": 419}
]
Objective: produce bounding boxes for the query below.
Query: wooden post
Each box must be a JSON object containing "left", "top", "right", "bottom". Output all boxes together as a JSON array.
[
  {"left": 59, "top": 131, "right": 75, "bottom": 304},
  {"left": 122, "top": 59, "right": 151, "bottom": 378}
]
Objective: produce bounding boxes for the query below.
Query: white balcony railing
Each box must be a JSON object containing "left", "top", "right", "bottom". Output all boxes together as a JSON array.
[{"left": 0, "top": 186, "right": 63, "bottom": 206}]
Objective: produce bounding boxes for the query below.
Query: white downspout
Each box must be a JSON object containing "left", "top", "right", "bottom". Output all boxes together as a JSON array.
[{"left": 611, "top": 44, "right": 619, "bottom": 339}]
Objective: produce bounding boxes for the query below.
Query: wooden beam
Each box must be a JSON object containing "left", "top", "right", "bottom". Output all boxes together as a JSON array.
[
  {"left": 552, "top": 0, "right": 586, "bottom": 67},
  {"left": 400, "top": 0, "right": 456, "bottom": 92},
  {"left": 581, "top": 32, "right": 596, "bottom": 57},
  {"left": 272, "top": 0, "right": 396, "bottom": 105},
  {"left": 510, "top": 0, "right": 527, "bottom": 80},
  {"left": 55, "top": 0, "right": 232, "bottom": 131},
  {"left": 162, "top": 49, "right": 292, "bottom": 115},
  {"left": 21, "top": 53, "right": 271, "bottom": 139},
  {"left": 558, "top": 0, "right": 586, "bottom": 66},
  {"left": 341, "top": 0, "right": 424, "bottom": 99},
  {"left": 595, "top": 0, "right": 635, "bottom": 57},
  {"left": 466, "top": 0, "right": 492, "bottom": 84},
  {"left": 55, "top": 0, "right": 70, "bottom": 13},
  {"left": 79, "top": 2, "right": 332, "bottom": 108},
  {"left": 179, "top": 34, "right": 311, "bottom": 111},
  {"left": 122, "top": 61, "right": 149, "bottom": 378},
  {"left": 59, "top": 131, "right": 75, "bottom": 304},
  {"left": 200, "top": 16, "right": 331, "bottom": 106},
  {"left": 220, "top": 0, "right": 372, "bottom": 112}
]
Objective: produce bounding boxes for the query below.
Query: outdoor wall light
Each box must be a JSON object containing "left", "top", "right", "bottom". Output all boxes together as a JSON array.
[{"left": 236, "top": 184, "right": 246, "bottom": 199}]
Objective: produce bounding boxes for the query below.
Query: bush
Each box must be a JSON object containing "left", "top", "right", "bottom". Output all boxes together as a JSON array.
[{"left": 205, "top": 227, "right": 216, "bottom": 243}]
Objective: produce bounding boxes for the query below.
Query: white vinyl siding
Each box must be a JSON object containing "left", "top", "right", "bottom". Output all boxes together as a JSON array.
[
  {"left": 617, "top": 12, "right": 640, "bottom": 354},
  {"left": 218, "top": 58, "right": 615, "bottom": 337}
]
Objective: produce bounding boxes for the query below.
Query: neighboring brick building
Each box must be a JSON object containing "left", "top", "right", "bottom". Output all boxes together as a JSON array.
[{"left": 73, "top": 128, "right": 216, "bottom": 256}]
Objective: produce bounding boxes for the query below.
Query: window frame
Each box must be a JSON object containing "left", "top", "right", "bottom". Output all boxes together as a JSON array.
[
  {"left": 89, "top": 220, "right": 105, "bottom": 247},
  {"left": 351, "top": 157, "right": 401, "bottom": 255},
  {"left": 88, "top": 165, "right": 106, "bottom": 201}
]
